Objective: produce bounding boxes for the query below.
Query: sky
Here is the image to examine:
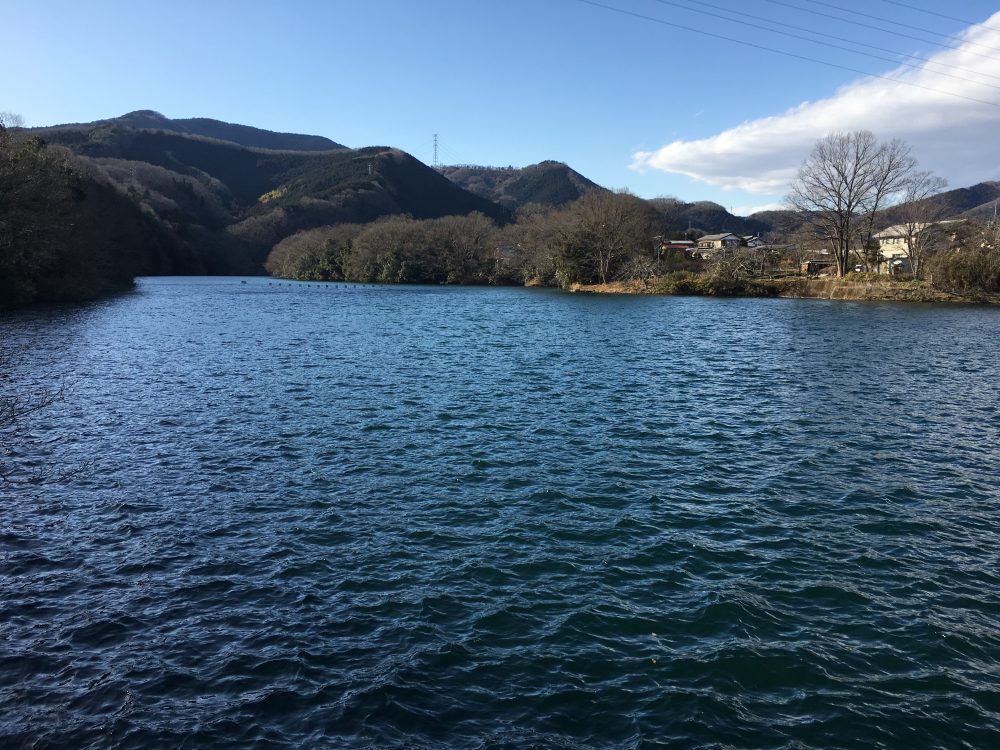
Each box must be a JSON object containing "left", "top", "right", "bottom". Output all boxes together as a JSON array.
[{"left": 4, "top": 0, "right": 1000, "bottom": 215}]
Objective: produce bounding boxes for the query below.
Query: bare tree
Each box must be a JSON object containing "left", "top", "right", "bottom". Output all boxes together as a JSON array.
[
  {"left": 897, "top": 171, "right": 949, "bottom": 279},
  {"left": 788, "top": 131, "right": 915, "bottom": 277},
  {"left": 560, "top": 190, "right": 654, "bottom": 284},
  {"left": 0, "top": 343, "right": 64, "bottom": 485}
]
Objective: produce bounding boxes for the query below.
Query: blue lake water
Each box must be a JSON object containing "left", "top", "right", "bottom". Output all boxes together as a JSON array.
[{"left": 2, "top": 277, "right": 999, "bottom": 748}]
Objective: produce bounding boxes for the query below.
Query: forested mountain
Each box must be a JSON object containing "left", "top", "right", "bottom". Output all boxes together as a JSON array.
[
  {"left": 649, "top": 197, "right": 774, "bottom": 238},
  {"left": 24, "top": 117, "right": 510, "bottom": 278},
  {"left": 32, "top": 110, "right": 346, "bottom": 152},
  {"left": 878, "top": 181, "right": 1000, "bottom": 226},
  {"left": 0, "top": 126, "right": 183, "bottom": 308},
  {"left": 440, "top": 161, "right": 602, "bottom": 209}
]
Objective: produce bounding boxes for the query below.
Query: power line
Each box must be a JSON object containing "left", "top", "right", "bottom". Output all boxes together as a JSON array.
[
  {"left": 792, "top": 0, "right": 1000, "bottom": 54},
  {"left": 571, "top": 0, "right": 1000, "bottom": 108},
  {"left": 763, "top": 0, "right": 1000, "bottom": 63},
  {"left": 878, "top": 0, "right": 1000, "bottom": 32},
  {"left": 675, "top": 0, "right": 1000, "bottom": 84},
  {"left": 649, "top": 0, "right": 1000, "bottom": 91}
]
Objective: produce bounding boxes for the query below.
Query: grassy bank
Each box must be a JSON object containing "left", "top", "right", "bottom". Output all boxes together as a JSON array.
[{"left": 568, "top": 273, "right": 1000, "bottom": 304}]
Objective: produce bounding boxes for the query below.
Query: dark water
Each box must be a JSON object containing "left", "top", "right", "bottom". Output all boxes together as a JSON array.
[{"left": 2, "top": 277, "right": 999, "bottom": 749}]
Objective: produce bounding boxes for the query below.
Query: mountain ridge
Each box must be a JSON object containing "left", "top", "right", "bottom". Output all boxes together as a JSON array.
[{"left": 32, "top": 110, "right": 347, "bottom": 152}]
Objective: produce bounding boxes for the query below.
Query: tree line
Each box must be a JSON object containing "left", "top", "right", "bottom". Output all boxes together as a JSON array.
[{"left": 265, "top": 190, "right": 669, "bottom": 287}]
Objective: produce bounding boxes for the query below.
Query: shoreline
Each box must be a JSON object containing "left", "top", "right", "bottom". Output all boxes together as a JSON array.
[{"left": 567, "top": 277, "right": 1000, "bottom": 305}]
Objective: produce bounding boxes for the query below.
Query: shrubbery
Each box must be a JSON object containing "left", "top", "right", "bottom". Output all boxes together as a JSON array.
[
  {"left": 928, "top": 248, "right": 1000, "bottom": 296},
  {"left": 650, "top": 270, "right": 778, "bottom": 297}
]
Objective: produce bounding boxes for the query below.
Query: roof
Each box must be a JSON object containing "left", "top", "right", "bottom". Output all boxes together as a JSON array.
[
  {"left": 698, "top": 232, "right": 739, "bottom": 241},
  {"left": 873, "top": 219, "right": 961, "bottom": 239}
]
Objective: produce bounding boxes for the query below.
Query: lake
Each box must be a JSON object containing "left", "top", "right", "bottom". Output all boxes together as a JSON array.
[{"left": 2, "top": 277, "right": 999, "bottom": 748}]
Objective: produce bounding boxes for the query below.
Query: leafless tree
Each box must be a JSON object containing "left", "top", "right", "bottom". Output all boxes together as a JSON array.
[
  {"left": 561, "top": 190, "right": 654, "bottom": 284},
  {"left": 0, "top": 345, "right": 64, "bottom": 485},
  {"left": 787, "top": 131, "right": 915, "bottom": 276},
  {"left": 897, "top": 171, "right": 949, "bottom": 279}
]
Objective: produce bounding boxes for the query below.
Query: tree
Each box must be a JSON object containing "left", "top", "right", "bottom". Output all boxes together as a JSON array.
[
  {"left": 556, "top": 191, "right": 654, "bottom": 284},
  {"left": 787, "top": 131, "right": 915, "bottom": 277},
  {"left": 928, "top": 219, "right": 1000, "bottom": 295},
  {"left": 0, "top": 343, "right": 64, "bottom": 485},
  {"left": 427, "top": 212, "right": 497, "bottom": 284},
  {"left": 896, "top": 171, "right": 949, "bottom": 279}
]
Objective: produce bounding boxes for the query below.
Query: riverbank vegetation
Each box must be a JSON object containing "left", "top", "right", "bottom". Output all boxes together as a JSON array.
[
  {"left": 264, "top": 187, "right": 1000, "bottom": 301},
  {"left": 0, "top": 114, "right": 180, "bottom": 309}
]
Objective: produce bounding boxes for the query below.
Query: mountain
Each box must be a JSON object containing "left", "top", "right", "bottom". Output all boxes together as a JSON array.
[
  {"left": 30, "top": 116, "right": 509, "bottom": 275},
  {"left": 0, "top": 128, "right": 184, "bottom": 309},
  {"left": 33, "top": 110, "right": 346, "bottom": 152},
  {"left": 440, "top": 161, "right": 602, "bottom": 209},
  {"left": 897, "top": 181, "right": 1000, "bottom": 223},
  {"left": 647, "top": 197, "right": 774, "bottom": 238}
]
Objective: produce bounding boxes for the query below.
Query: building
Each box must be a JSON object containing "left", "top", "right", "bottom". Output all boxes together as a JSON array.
[
  {"left": 657, "top": 239, "right": 695, "bottom": 252},
  {"left": 695, "top": 232, "right": 741, "bottom": 257},
  {"left": 872, "top": 221, "right": 959, "bottom": 274}
]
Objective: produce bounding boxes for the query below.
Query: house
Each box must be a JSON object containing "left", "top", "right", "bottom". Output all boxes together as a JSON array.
[
  {"left": 656, "top": 239, "right": 695, "bottom": 252},
  {"left": 872, "top": 224, "right": 917, "bottom": 274},
  {"left": 872, "top": 221, "right": 959, "bottom": 274},
  {"left": 695, "top": 232, "right": 741, "bottom": 257},
  {"left": 743, "top": 235, "right": 766, "bottom": 248}
]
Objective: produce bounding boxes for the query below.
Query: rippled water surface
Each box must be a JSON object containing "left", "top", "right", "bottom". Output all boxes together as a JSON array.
[{"left": 2, "top": 277, "right": 999, "bottom": 748}]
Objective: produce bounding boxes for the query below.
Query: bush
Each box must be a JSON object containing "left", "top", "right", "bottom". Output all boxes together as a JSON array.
[
  {"left": 649, "top": 271, "right": 778, "bottom": 297},
  {"left": 842, "top": 271, "right": 883, "bottom": 283},
  {"left": 651, "top": 271, "right": 703, "bottom": 295},
  {"left": 928, "top": 248, "right": 1000, "bottom": 296}
]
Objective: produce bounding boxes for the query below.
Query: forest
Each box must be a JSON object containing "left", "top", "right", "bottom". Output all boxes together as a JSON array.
[{"left": 0, "top": 115, "right": 181, "bottom": 308}]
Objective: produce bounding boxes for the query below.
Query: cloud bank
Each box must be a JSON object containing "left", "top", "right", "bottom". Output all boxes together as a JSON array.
[{"left": 632, "top": 14, "right": 1000, "bottom": 196}]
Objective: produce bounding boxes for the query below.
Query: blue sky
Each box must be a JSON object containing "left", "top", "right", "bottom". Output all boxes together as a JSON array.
[{"left": 5, "top": 0, "right": 1000, "bottom": 213}]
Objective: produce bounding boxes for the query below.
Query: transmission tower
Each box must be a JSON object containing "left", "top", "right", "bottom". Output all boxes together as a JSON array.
[{"left": 433, "top": 133, "right": 439, "bottom": 169}]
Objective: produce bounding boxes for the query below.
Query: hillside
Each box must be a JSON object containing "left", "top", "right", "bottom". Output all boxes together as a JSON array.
[
  {"left": 932, "top": 181, "right": 1000, "bottom": 220},
  {"left": 0, "top": 129, "right": 183, "bottom": 308},
  {"left": 33, "top": 110, "right": 346, "bottom": 152},
  {"left": 29, "top": 116, "right": 509, "bottom": 276},
  {"left": 441, "top": 161, "right": 602, "bottom": 209},
  {"left": 648, "top": 197, "right": 774, "bottom": 238}
]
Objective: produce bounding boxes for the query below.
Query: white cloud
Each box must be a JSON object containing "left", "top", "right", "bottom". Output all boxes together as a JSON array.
[
  {"left": 631, "top": 14, "right": 1000, "bottom": 196},
  {"left": 732, "top": 202, "right": 786, "bottom": 217}
]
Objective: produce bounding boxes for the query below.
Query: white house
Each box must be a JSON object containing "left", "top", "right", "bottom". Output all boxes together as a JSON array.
[
  {"left": 872, "top": 221, "right": 958, "bottom": 274},
  {"left": 695, "top": 232, "right": 741, "bottom": 257}
]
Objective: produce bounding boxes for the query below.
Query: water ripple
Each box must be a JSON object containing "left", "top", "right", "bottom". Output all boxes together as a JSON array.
[{"left": 1, "top": 279, "right": 999, "bottom": 748}]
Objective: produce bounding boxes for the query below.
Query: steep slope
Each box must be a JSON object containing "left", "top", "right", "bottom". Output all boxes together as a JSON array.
[
  {"left": 33, "top": 120, "right": 508, "bottom": 274},
  {"left": 441, "top": 161, "right": 602, "bottom": 209},
  {"left": 1, "top": 132, "right": 183, "bottom": 308}
]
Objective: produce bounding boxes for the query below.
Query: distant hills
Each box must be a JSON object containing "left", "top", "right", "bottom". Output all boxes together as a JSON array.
[
  {"left": 34, "top": 110, "right": 346, "bottom": 152},
  {"left": 884, "top": 181, "right": 1000, "bottom": 224},
  {"left": 440, "top": 161, "right": 602, "bottom": 209}
]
